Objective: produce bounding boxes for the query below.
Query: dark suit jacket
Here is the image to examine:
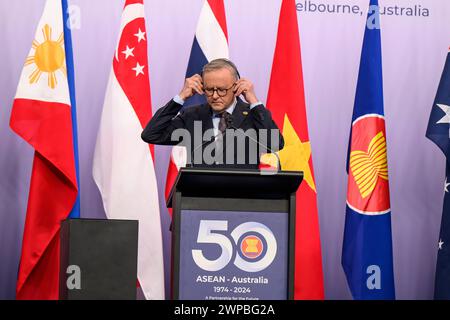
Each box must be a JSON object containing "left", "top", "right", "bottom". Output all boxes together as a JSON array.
[{"left": 141, "top": 98, "right": 284, "bottom": 169}]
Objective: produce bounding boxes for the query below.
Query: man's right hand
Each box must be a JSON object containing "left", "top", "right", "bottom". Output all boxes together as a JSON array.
[{"left": 178, "top": 74, "right": 204, "bottom": 100}]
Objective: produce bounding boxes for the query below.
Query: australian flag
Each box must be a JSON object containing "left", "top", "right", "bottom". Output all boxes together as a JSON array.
[
  {"left": 426, "top": 50, "right": 450, "bottom": 300},
  {"left": 342, "top": 0, "right": 395, "bottom": 300}
]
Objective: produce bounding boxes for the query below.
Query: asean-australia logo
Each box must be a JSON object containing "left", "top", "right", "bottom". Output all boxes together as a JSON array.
[
  {"left": 240, "top": 235, "right": 264, "bottom": 259},
  {"left": 347, "top": 115, "right": 391, "bottom": 215}
]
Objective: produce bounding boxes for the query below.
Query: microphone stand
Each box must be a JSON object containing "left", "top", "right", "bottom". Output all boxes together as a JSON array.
[
  {"left": 226, "top": 116, "right": 281, "bottom": 171},
  {"left": 187, "top": 128, "right": 225, "bottom": 167}
]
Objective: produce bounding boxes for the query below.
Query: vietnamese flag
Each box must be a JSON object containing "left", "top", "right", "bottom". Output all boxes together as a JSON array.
[{"left": 263, "top": 0, "right": 324, "bottom": 299}]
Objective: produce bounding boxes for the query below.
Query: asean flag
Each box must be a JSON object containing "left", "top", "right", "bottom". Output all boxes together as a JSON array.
[
  {"left": 342, "top": 0, "right": 395, "bottom": 300},
  {"left": 9, "top": 0, "right": 79, "bottom": 299},
  {"left": 261, "top": 0, "right": 324, "bottom": 299}
]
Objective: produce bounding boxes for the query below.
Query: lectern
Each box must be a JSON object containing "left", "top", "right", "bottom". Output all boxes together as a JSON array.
[{"left": 168, "top": 167, "right": 302, "bottom": 300}]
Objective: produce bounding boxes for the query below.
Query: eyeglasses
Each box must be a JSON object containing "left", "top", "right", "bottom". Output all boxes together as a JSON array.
[{"left": 204, "top": 84, "right": 235, "bottom": 97}]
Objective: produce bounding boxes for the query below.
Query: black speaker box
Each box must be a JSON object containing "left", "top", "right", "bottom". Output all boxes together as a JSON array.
[{"left": 59, "top": 218, "right": 138, "bottom": 300}]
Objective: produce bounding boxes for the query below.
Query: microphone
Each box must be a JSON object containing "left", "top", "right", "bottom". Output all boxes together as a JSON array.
[
  {"left": 187, "top": 127, "right": 226, "bottom": 167},
  {"left": 227, "top": 115, "right": 281, "bottom": 171}
]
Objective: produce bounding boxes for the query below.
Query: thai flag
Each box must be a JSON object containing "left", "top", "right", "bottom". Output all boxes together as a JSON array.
[
  {"left": 342, "top": 0, "right": 395, "bottom": 299},
  {"left": 9, "top": 0, "right": 79, "bottom": 299},
  {"left": 165, "top": 0, "right": 229, "bottom": 211}
]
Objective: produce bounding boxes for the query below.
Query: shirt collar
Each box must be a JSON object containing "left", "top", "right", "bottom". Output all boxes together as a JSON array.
[{"left": 212, "top": 98, "right": 237, "bottom": 118}]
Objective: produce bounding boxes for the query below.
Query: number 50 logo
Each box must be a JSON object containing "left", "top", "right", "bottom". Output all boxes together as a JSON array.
[{"left": 192, "top": 220, "right": 277, "bottom": 272}]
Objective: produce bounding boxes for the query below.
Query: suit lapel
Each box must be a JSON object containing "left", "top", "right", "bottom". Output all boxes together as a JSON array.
[
  {"left": 232, "top": 98, "right": 250, "bottom": 129},
  {"left": 200, "top": 103, "right": 214, "bottom": 133}
]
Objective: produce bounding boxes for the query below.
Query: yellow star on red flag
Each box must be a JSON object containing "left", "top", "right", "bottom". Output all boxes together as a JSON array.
[{"left": 260, "top": 114, "right": 316, "bottom": 192}]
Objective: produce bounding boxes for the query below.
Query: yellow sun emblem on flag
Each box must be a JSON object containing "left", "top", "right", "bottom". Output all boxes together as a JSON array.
[{"left": 25, "top": 24, "right": 66, "bottom": 89}]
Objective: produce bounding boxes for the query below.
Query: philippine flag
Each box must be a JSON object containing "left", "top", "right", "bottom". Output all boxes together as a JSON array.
[
  {"left": 10, "top": 0, "right": 79, "bottom": 299},
  {"left": 92, "top": 0, "right": 164, "bottom": 299},
  {"left": 342, "top": 0, "right": 395, "bottom": 300},
  {"left": 165, "top": 0, "right": 229, "bottom": 211}
]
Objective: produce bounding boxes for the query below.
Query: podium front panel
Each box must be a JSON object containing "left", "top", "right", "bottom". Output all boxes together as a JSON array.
[
  {"left": 175, "top": 208, "right": 289, "bottom": 300},
  {"left": 170, "top": 169, "right": 300, "bottom": 300}
]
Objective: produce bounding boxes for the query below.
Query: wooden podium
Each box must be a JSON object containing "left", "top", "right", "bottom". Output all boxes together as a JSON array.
[{"left": 168, "top": 167, "right": 302, "bottom": 300}]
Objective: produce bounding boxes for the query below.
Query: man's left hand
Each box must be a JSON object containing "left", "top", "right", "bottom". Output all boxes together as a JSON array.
[{"left": 234, "top": 78, "right": 259, "bottom": 105}]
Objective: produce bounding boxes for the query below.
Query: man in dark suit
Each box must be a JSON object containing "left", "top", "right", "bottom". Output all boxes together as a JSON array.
[{"left": 141, "top": 59, "right": 284, "bottom": 169}]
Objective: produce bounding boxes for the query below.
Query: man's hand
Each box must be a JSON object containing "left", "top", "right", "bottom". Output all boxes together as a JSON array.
[
  {"left": 179, "top": 74, "right": 204, "bottom": 100},
  {"left": 233, "top": 78, "right": 259, "bottom": 105}
]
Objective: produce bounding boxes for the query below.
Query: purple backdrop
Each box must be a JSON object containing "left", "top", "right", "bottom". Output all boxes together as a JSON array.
[{"left": 1, "top": 0, "right": 449, "bottom": 299}]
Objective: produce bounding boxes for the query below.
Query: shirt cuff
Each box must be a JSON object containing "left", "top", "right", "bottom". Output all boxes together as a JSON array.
[
  {"left": 250, "top": 101, "right": 263, "bottom": 109},
  {"left": 173, "top": 95, "right": 185, "bottom": 105}
]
